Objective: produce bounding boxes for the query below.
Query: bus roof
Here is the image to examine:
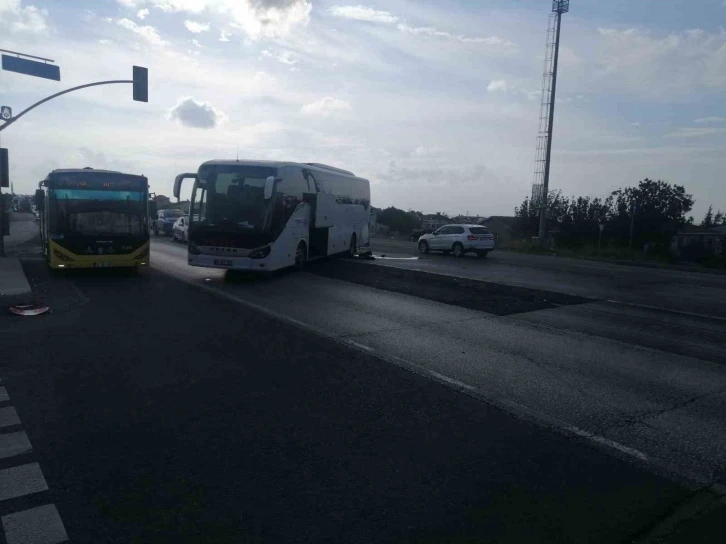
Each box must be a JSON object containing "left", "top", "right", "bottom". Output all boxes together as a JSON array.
[
  {"left": 41, "top": 169, "right": 148, "bottom": 188},
  {"left": 47, "top": 168, "right": 146, "bottom": 178},
  {"left": 200, "top": 160, "right": 360, "bottom": 179}
]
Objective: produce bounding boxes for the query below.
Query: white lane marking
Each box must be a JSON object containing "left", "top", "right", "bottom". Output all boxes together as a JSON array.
[
  {"left": 590, "top": 435, "right": 649, "bottom": 461},
  {"left": 0, "top": 387, "right": 9, "bottom": 403},
  {"left": 2, "top": 504, "right": 69, "bottom": 544},
  {"left": 607, "top": 300, "right": 726, "bottom": 322},
  {"left": 0, "top": 463, "right": 48, "bottom": 502},
  {"left": 564, "top": 425, "right": 648, "bottom": 461},
  {"left": 347, "top": 340, "right": 374, "bottom": 352},
  {"left": 0, "top": 431, "right": 32, "bottom": 460},
  {"left": 0, "top": 407, "right": 20, "bottom": 428},
  {"left": 428, "top": 371, "right": 477, "bottom": 391}
]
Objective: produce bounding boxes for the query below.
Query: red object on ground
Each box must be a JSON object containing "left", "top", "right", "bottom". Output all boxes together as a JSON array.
[{"left": 9, "top": 303, "right": 50, "bottom": 316}]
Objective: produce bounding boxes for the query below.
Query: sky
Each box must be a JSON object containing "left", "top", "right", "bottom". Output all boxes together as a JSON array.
[{"left": 0, "top": 0, "right": 725, "bottom": 219}]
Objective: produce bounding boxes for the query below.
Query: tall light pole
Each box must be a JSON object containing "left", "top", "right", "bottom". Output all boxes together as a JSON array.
[{"left": 534, "top": 1, "right": 570, "bottom": 247}]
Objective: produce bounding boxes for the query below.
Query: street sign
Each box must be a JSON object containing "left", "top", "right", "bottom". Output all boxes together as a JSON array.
[
  {"left": 0, "top": 106, "right": 11, "bottom": 121},
  {"left": 2, "top": 54, "right": 61, "bottom": 81}
]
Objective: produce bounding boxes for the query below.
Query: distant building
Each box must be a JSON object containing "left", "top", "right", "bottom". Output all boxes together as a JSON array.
[
  {"left": 450, "top": 215, "right": 487, "bottom": 225},
  {"left": 671, "top": 224, "right": 724, "bottom": 259},
  {"left": 421, "top": 214, "right": 449, "bottom": 231},
  {"left": 480, "top": 216, "right": 517, "bottom": 245}
]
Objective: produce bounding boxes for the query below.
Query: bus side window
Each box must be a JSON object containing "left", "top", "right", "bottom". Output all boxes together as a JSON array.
[
  {"left": 191, "top": 187, "right": 206, "bottom": 223},
  {"left": 305, "top": 171, "right": 320, "bottom": 193}
]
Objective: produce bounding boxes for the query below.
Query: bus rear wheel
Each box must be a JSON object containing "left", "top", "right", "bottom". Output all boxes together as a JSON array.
[{"left": 295, "top": 242, "right": 307, "bottom": 270}]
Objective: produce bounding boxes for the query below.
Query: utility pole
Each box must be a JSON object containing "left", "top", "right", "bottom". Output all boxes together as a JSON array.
[
  {"left": 532, "top": 1, "right": 570, "bottom": 247},
  {"left": 0, "top": 148, "right": 7, "bottom": 257},
  {"left": 629, "top": 204, "right": 637, "bottom": 252}
]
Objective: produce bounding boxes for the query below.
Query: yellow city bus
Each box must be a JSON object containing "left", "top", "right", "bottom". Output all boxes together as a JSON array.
[{"left": 35, "top": 168, "right": 156, "bottom": 270}]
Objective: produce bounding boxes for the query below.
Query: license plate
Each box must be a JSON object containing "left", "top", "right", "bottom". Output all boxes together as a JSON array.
[
  {"left": 214, "top": 259, "right": 233, "bottom": 266},
  {"left": 93, "top": 262, "right": 113, "bottom": 268}
]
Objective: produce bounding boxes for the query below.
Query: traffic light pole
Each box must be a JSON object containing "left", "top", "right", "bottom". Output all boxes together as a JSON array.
[{"left": 0, "top": 79, "right": 132, "bottom": 133}]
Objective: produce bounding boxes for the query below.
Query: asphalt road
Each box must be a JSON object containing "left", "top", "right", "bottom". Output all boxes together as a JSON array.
[
  {"left": 3, "top": 212, "right": 39, "bottom": 253},
  {"left": 151, "top": 237, "right": 726, "bottom": 485},
  {"left": 370, "top": 237, "right": 726, "bottom": 318},
  {"left": 0, "top": 235, "right": 723, "bottom": 542}
]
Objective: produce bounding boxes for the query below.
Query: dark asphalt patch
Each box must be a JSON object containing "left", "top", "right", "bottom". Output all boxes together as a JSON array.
[{"left": 308, "top": 258, "right": 591, "bottom": 315}]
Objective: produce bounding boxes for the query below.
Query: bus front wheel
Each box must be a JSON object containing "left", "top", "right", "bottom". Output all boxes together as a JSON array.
[
  {"left": 346, "top": 234, "right": 357, "bottom": 258},
  {"left": 295, "top": 242, "right": 307, "bottom": 270}
]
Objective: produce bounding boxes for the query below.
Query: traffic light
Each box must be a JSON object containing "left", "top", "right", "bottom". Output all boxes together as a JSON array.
[
  {"left": 0, "top": 148, "right": 8, "bottom": 188},
  {"left": 133, "top": 66, "right": 148, "bottom": 103}
]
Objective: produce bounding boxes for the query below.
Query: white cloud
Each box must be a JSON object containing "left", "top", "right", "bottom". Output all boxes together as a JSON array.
[
  {"left": 99, "top": 39, "right": 113, "bottom": 44},
  {"left": 219, "top": 29, "right": 230, "bottom": 41},
  {"left": 397, "top": 23, "right": 517, "bottom": 51},
  {"left": 328, "top": 5, "right": 398, "bottom": 24},
  {"left": 117, "top": 18, "right": 169, "bottom": 46},
  {"left": 631, "top": 122, "right": 641, "bottom": 127},
  {"left": 260, "top": 49, "right": 298, "bottom": 65},
  {"left": 192, "top": 38, "right": 202, "bottom": 47},
  {"left": 664, "top": 127, "right": 726, "bottom": 139},
  {"left": 120, "top": 0, "right": 311, "bottom": 39},
  {"left": 184, "top": 20, "right": 209, "bottom": 33},
  {"left": 301, "top": 97, "right": 351, "bottom": 117},
  {"left": 137, "top": 8, "right": 149, "bottom": 19},
  {"left": 487, "top": 79, "right": 508, "bottom": 92},
  {"left": 694, "top": 116, "right": 725, "bottom": 124},
  {"left": 0, "top": 0, "right": 21, "bottom": 10},
  {"left": 327, "top": 4, "right": 517, "bottom": 53},
  {"left": 0, "top": 1, "right": 49, "bottom": 34},
  {"left": 167, "top": 97, "right": 226, "bottom": 129},
  {"left": 410, "top": 145, "right": 441, "bottom": 157},
  {"left": 594, "top": 27, "right": 726, "bottom": 96}
]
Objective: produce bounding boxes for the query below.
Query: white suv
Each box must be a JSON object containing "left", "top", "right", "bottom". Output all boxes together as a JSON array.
[{"left": 418, "top": 224, "right": 495, "bottom": 258}]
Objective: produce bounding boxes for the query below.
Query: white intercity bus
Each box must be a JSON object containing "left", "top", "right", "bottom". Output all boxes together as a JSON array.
[{"left": 173, "top": 160, "right": 371, "bottom": 272}]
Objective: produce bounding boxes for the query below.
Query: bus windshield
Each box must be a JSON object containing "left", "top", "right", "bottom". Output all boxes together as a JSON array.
[
  {"left": 193, "top": 164, "right": 277, "bottom": 231},
  {"left": 50, "top": 189, "right": 147, "bottom": 236}
]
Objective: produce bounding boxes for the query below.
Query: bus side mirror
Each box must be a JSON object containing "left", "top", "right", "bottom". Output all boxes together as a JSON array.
[
  {"left": 264, "top": 176, "right": 275, "bottom": 200},
  {"left": 148, "top": 199, "right": 157, "bottom": 217},
  {"left": 173, "top": 173, "right": 197, "bottom": 200},
  {"left": 34, "top": 189, "right": 45, "bottom": 211}
]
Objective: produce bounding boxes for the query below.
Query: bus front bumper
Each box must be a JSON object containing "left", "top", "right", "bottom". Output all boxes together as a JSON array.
[
  {"left": 188, "top": 254, "right": 270, "bottom": 271},
  {"left": 48, "top": 241, "right": 150, "bottom": 269}
]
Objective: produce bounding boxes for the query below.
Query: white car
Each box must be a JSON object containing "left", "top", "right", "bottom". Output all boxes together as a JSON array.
[
  {"left": 172, "top": 215, "right": 189, "bottom": 243},
  {"left": 417, "top": 224, "right": 495, "bottom": 258}
]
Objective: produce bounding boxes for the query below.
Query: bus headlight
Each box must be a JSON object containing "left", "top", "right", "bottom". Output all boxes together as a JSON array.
[{"left": 249, "top": 246, "right": 271, "bottom": 259}]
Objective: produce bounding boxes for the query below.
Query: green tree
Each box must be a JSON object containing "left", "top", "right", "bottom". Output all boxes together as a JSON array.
[
  {"left": 377, "top": 206, "right": 421, "bottom": 234},
  {"left": 701, "top": 206, "right": 714, "bottom": 228},
  {"left": 713, "top": 210, "right": 724, "bottom": 226},
  {"left": 610, "top": 179, "right": 693, "bottom": 247}
]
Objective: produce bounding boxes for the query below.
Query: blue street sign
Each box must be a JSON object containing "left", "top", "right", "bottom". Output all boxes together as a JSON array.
[
  {"left": 0, "top": 106, "right": 11, "bottom": 121},
  {"left": 2, "top": 55, "right": 60, "bottom": 81}
]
